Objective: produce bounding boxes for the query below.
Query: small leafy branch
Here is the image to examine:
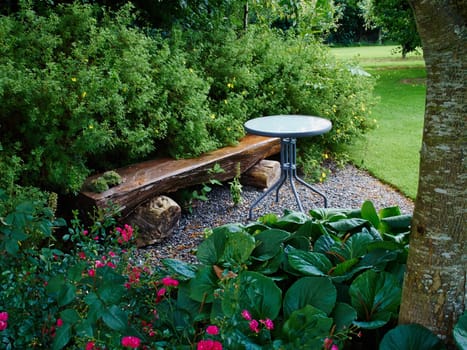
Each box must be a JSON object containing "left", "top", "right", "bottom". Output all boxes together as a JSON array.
[
  {"left": 178, "top": 163, "right": 225, "bottom": 213},
  {"left": 228, "top": 162, "right": 243, "bottom": 206}
]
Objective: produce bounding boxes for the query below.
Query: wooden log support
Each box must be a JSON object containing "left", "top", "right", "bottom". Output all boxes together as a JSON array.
[
  {"left": 240, "top": 159, "right": 281, "bottom": 189},
  {"left": 78, "top": 135, "right": 280, "bottom": 218}
]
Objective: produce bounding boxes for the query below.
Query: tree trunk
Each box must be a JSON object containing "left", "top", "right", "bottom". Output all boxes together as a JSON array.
[{"left": 399, "top": 0, "right": 466, "bottom": 346}]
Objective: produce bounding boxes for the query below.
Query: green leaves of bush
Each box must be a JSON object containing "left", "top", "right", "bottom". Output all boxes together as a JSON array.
[{"left": 0, "top": 3, "right": 375, "bottom": 194}]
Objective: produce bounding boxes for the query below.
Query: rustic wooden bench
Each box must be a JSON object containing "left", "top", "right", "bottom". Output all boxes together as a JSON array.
[{"left": 78, "top": 135, "right": 280, "bottom": 218}]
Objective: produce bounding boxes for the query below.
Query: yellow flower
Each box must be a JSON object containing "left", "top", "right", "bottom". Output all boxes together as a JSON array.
[
  {"left": 88, "top": 124, "right": 94, "bottom": 129},
  {"left": 81, "top": 91, "right": 87, "bottom": 98},
  {"left": 71, "top": 77, "right": 77, "bottom": 82},
  {"left": 210, "top": 114, "right": 216, "bottom": 119},
  {"left": 227, "top": 83, "right": 234, "bottom": 89}
]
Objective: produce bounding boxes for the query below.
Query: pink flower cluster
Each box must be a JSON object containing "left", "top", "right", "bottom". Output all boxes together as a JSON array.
[
  {"left": 196, "top": 324, "right": 222, "bottom": 349},
  {"left": 155, "top": 276, "right": 179, "bottom": 302},
  {"left": 0, "top": 312, "right": 8, "bottom": 331},
  {"left": 197, "top": 339, "right": 222, "bottom": 350},
  {"left": 125, "top": 266, "right": 143, "bottom": 289},
  {"left": 87, "top": 253, "right": 118, "bottom": 277},
  {"left": 121, "top": 335, "right": 141, "bottom": 348},
  {"left": 117, "top": 224, "right": 134, "bottom": 244},
  {"left": 241, "top": 309, "right": 274, "bottom": 333}
]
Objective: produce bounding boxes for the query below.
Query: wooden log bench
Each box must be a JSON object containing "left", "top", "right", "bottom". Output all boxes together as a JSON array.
[{"left": 78, "top": 135, "right": 280, "bottom": 218}]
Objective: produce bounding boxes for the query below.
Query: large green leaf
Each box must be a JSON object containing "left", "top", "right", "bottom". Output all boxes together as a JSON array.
[
  {"left": 273, "top": 211, "right": 309, "bottom": 231},
  {"left": 379, "top": 206, "right": 402, "bottom": 218},
  {"left": 222, "top": 230, "right": 256, "bottom": 266},
  {"left": 328, "top": 218, "right": 369, "bottom": 233},
  {"left": 283, "top": 276, "right": 336, "bottom": 318},
  {"left": 57, "top": 282, "right": 76, "bottom": 307},
  {"left": 361, "top": 200, "right": 380, "bottom": 228},
  {"left": 163, "top": 258, "right": 198, "bottom": 280},
  {"left": 330, "top": 232, "right": 374, "bottom": 260},
  {"left": 282, "top": 304, "right": 333, "bottom": 348},
  {"left": 314, "top": 234, "right": 337, "bottom": 254},
  {"left": 379, "top": 324, "right": 445, "bottom": 350},
  {"left": 60, "top": 309, "right": 80, "bottom": 324},
  {"left": 52, "top": 323, "right": 72, "bottom": 350},
  {"left": 252, "top": 247, "right": 284, "bottom": 275},
  {"left": 189, "top": 266, "right": 218, "bottom": 303},
  {"left": 197, "top": 225, "right": 255, "bottom": 266},
  {"left": 102, "top": 305, "right": 128, "bottom": 332},
  {"left": 331, "top": 302, "right": 357, "bottom": 331},
  {"left": 454, "top": 312, "right": 467, "bottom": 349},
  {"left": 330, "top": 258, "right": 370, "bottom": 283},
  {"left": 222, "top": 271, "right": 282, "bottom": 319},
  {"left": 196, "top": 228, "right": 228, "bottom": 265},
  {"left": 381, "top": 214, "right": 412, "bottom": 234},
  {"left": 287, "top": 248, "right": 333, "bottom": 277},
  {"left": 349, "top": 270, "right": 401, "bottom": 329},
  {"left": 252, "top": 228, "right": 289, "bottom": 261}
]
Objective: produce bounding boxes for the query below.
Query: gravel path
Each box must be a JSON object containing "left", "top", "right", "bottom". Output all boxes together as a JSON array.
[{"left": 135, "top": 164, "right": 414, "bottom": 265}]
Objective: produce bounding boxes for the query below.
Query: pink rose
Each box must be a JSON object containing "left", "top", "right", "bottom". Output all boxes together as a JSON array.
[
  {"left": 260, "top": 318, "right": 274, "bottom": 330},
  {"left": 206, "top": 325, "right": 219, "bottom": 335},
  {"left": 0, "top": 312, "right": 7, "bottom": 331},
  {"left": 241, "top": 309, "right": 252, "bottom": 321},
  {"left": 249, "top": 319, "right": 260, "bottom": 333},
  {"left": 121, "top": 336, "right": 141, "bottom": 348},
  {"left": 161, "top": 277, "right": 179, "bottom": 287},
  {"left": 197, "top": 339, "right": 222, "bottom": 350}
]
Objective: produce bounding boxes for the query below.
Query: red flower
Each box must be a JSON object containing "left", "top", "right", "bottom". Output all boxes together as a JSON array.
[
  {"left": 121, "top": 336, "right": 141, "bottom": 348},
  {"left": 161, "top": 276, "right": 179, "bottom": 287},
  {"left": 88, "top": 269, "right": 96, "bottom": 277},
  {"left": 241, "top": 309, "right": 252, "bottom": 321},
  {"left": 197, "top": 339, "right": 222, "bottom": 350},
  {"left": 85, "top": 341, "right": 96, "bottom": 350},
  {"left": 206, "top": 325, "right": 219, "bottom": 335},
  {"left": 324, "top": 338, "right": 333, "bottom": 349},
  {"left": 0, "top": 313, "right": 7, "bottom": 331},
  {"left": 260, "top": 318, "right": 274, "bottom": 330},
  {"left": 249, "top": 319, "right": 260, "bottom": 333},
  {"left": 155, "top": 288, "right": 166, "bottom": 303},
  {"left": 56, "top": 318, "right": 64, "bottom": 327}
]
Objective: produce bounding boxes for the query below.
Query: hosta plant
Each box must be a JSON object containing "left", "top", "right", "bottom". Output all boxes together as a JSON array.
[{"left": 3, "top": 194, "right": 444, "bottom": 350}]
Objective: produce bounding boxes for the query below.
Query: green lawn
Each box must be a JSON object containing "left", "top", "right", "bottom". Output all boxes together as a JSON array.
[{"left": 330, "top": 46, "right": 426, "bottom": 199}]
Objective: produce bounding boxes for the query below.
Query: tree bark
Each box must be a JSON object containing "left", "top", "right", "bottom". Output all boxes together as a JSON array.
[{"left": 399, "top": 0, "right": 466, "bottom": 346}]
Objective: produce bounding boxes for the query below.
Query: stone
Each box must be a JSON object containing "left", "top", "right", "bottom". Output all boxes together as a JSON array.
[
  {"left": 240, "top": 159, "right": 281, "bottom": 189},
  {"left": 128, "top": 196, "right": 181, "bottom": 247}
]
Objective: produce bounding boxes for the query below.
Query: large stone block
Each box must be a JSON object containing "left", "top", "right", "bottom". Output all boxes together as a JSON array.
[{"left": 128, "top": 196, "right": 181, "bottom": 247}]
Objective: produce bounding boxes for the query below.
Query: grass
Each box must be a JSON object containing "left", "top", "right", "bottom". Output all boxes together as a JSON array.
[{"left": 330, "top": 45, "right": 426, "bottom": 199}]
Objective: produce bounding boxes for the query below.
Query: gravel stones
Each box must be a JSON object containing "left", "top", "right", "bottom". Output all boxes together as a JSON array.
[{"left": 135, "top": 164, "right": 414, "bottom": 266}]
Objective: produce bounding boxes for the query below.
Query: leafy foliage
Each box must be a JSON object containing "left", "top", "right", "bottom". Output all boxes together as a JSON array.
[
  {"left": 0, "top": 2, "right": 375, "bottom": 195},
  {"left": 0, "top": 197, "right": 461, "bottom": 349}
]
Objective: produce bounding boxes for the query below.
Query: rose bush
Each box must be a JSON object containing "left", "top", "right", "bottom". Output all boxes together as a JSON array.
[{"left": 2, "top": 192, "right": 461, "bottom": 349}]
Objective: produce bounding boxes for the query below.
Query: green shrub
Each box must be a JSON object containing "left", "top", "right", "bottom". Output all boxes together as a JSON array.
[
  {"left": 0, "top": 3, "right": 375, "bottom": 194},
  {"left": 0, "top": 3, "right": 170, "bottom": 193}
]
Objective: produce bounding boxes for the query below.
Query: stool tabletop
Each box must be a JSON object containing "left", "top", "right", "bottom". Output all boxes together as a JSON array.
[{"left": 244, "top": 115, "right": 332, "bottom": 138}]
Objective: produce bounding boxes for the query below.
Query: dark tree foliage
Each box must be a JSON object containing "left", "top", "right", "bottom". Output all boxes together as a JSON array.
[
  {"left": 365, "top": 0, "right": 421, "bottom": 56},
  {"left": 326, "top": 0, "right": 380, "bottom": 45}
]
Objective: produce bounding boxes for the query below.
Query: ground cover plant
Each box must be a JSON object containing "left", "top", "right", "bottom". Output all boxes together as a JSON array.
[
  {"left": 2, "top": 190, "right": 464, "bottom": 349},
  {"left": 331, "top": 46, "right": 426, "bottom": 199}
]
